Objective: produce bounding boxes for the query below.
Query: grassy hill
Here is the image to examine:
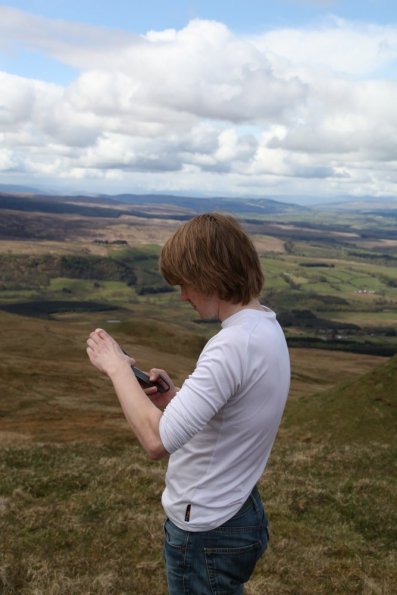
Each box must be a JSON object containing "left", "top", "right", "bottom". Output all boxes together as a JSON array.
[
  {"left": 284, "top": 353, "right": 397, "bottom": 443},
  {"left": 0, "top": 307, "right": 395, "bottom": 594}
]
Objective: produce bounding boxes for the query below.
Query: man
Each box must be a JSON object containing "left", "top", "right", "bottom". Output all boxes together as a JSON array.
[{"left": 87, "top": 213, "right": 290, "bottom": 594}]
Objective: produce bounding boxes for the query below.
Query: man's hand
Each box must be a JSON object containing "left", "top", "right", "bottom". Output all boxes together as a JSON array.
[
  {"left": 86, "top": 328, "right": 134, "bottom": 377},
  {"left": 144, "top": 368, "right": 177, "bottom": 410}
]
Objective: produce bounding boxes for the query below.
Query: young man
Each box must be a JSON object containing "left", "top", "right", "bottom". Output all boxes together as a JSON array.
[{"left": 87, "top": 213, "right": 290, "bottom": 594}]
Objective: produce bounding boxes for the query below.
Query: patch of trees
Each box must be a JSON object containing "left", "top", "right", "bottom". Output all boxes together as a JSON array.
[
  {"left": 286, "top": 336, "right": 396, "bottom": 357},
  {"left": 59, "top": 255, "right": 136, "bottom": 284},
  {"left": 136, "top": 285, "right": 175, "bottom": 295},
  {"left": 0, "top": 254, "right": 137, "bottom": 289},
  {"left": 347, "top": 250, "right": 397, "bottom": 262},
  {"left": 93, "top": 239, "right": 128, "bottom": 245},
  {"left": 265, "top": 289, "right": 350, "bottom": 313},
  {"left": 362, "top": 326, "right": 396, "bottom": 337},
  {"left": 277, "top": 309, "right": 359, "bottom": 331},
  {"left": 0, "top": 300, "right": 117, "bottom": 318},
  {"left": 299, "top": 262, "right": 335, "bottom": 268}
]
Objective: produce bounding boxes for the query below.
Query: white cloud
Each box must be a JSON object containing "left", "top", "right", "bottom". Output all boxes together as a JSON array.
[
  {"left": 0, "top": 7, "right": 396, "bottom": 200},
  {"left": 252, "top": 16, "right": 397, "bottom": 77}
]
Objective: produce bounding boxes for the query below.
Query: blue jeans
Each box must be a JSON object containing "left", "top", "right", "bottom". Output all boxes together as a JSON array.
[{"left": 163, "top": 486, "right": 269, "bottom": 594}]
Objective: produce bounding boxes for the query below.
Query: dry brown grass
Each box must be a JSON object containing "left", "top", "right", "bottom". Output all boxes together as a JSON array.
[
  {"left": 0, "top": 310, "right": 384, "bottom": 445},
  {"left": 1, "top": 309, "right": 395, "bottom": 593},
  {"left": 288, "top": 348, "right": 385, "bottom": 398}
]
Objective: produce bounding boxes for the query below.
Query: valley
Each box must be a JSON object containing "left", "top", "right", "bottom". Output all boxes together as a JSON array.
[{"left": 0, "top": 191, "right": 396, "bottom": 594}]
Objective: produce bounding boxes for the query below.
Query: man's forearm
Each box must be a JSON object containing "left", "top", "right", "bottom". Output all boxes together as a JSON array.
[{"left": 109, "top": 362, "right": 167, "bottom": 460}]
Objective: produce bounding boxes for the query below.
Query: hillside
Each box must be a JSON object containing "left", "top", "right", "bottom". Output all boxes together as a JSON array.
[
  {"left": 284, "top": 354, "right": 397, "bottom": 443},
  {"left": 0, "top": 307, "right": 395, "bottom": 593}
]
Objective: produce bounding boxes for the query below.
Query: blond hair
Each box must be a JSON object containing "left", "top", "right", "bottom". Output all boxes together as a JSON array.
[{"left": 160, "top": 213, "right": 264, "bottom": 304}]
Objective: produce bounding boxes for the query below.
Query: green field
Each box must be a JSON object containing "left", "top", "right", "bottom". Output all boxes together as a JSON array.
[{"left": 1, "top": 241, "right": 396, "bottom": 355}]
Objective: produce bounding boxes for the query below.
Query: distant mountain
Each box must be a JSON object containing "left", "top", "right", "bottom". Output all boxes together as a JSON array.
[
  {"left": 0, "top": 183, "right": 44, "bottom": 194},
  {"left": 316, "top": 195, "right": 397, "bottom": 211},
  {"left": 0, "top": 190, "right": 309, "bottom": 218},
  {"left": 109, "top": 193, "right": 310, "bottom": 215},
  {"left": 0, "top": 193, "right": 127, "bottom": 219}
]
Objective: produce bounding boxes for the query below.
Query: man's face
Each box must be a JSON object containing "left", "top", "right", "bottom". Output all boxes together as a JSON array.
[{"left": 180, "top": 286, "right": 219, "bottom": 320}]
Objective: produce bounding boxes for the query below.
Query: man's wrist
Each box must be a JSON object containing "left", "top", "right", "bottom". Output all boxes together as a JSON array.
[{"left": 107, "top": 358, "right": 133, "bottom": 381}]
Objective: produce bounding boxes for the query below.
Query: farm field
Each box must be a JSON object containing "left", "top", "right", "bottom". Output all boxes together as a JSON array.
[{"left": 1, "top": 191, "right": 396, "bottom": 356}]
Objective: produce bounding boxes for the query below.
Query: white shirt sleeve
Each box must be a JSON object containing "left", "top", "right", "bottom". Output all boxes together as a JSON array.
[{"left": 159, "top": 329, "right": 245, "bottom": 454}]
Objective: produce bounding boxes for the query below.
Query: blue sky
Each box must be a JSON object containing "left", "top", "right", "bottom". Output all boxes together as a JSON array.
[
  {"left": 6, "top": 0, "right": 397, "bottom": 31},
  {"left": 3, "top": 1, "right": 397, "bottom": 83},
  {"left": 0, "top": 0, "right": 396, "bottom": 202}
]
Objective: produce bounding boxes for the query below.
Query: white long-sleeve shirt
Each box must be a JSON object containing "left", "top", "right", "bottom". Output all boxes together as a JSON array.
[{"left": 159, "top": 307, "right": 290, "bottom": 531}]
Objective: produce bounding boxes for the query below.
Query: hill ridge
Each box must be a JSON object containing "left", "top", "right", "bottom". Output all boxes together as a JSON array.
[{"left": 286, "top": 354, "right": 397, "bottom": 444}]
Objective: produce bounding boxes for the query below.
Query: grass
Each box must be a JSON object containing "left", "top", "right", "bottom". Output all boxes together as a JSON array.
[
  {"left": 1, "top": 442, "right": 168, "bottom": 594},
  {"left": 251, "top": 438, "right": 396, "bottom": 594},
  {"left": 321, "top": 310, "right": 397, "bottom": 327},
  {"left": 260, "top": 253, "right": 397, "bottom": 300},
  {"left": 253, "top": 355, "right": 397, "bottom": 594},
  {"left": 0, "top": 309, "right": 395, "bottom": 594},
  {"left": 285, "top": 354, "right": 397, "bottom": 442},
  {"left": 48, "top": 278, "right": 136, "bottom": 303},
  {"left": 2, "top": 433, "right": 396, "bottom": 595},
  {"left": 2, "top": 436, "right": 395, "bottom": 594}
]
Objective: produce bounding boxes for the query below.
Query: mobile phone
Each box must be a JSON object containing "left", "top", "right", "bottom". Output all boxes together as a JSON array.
[
  {"left": 121, "top": 347, "right": 169, "bottom": 393},
  {"left": 132, "top": 366, "right": 169, "bottom": 394}
]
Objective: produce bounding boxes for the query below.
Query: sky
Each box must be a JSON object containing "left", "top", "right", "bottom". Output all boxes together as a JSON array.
[{"left": 0, "top": 1, "right": 397, "bottom": 204}]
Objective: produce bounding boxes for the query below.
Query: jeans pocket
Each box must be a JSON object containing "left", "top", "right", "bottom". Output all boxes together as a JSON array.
[
  {"left": 163, "top": 519, "right": 192, "bottom": 594},
  {"left": 204, "top": 540, "right": 262, "bottom": 593},
  {"left": 164, "top": 518, "right": 188, "bottom": 551}
]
